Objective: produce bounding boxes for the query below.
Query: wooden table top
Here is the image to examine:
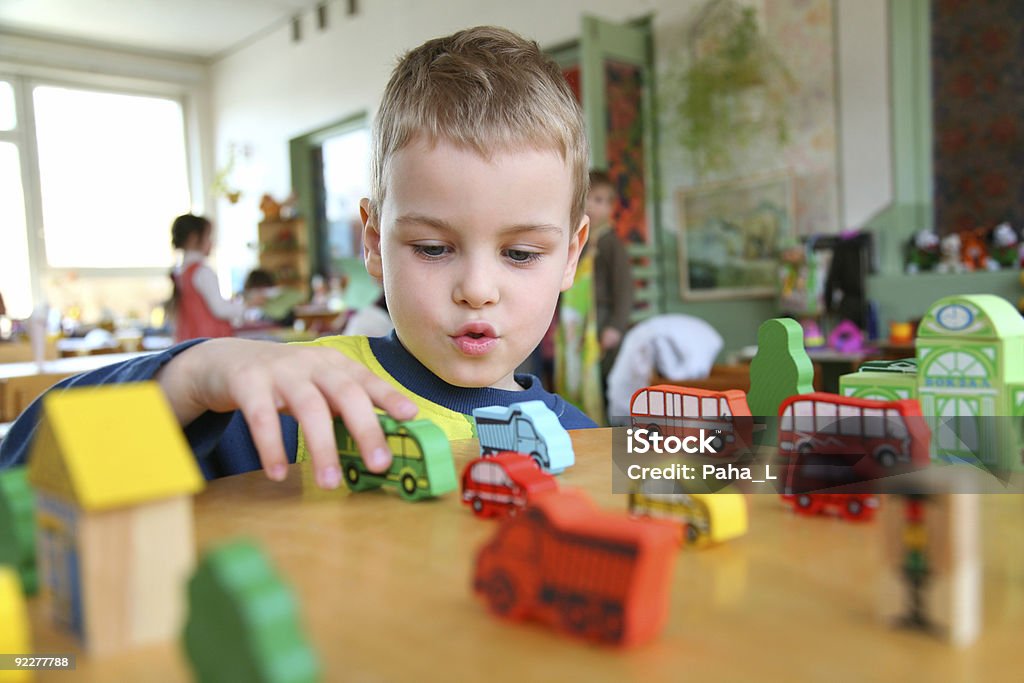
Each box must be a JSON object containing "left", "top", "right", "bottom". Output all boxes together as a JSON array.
[{"left": 30, "top": 429, "right": 1024, "bottom": 682}]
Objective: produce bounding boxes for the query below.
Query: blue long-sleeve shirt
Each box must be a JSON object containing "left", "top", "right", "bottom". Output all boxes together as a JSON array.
[{"left": 0, "top": 333, "right": 595, "bottom": 479}]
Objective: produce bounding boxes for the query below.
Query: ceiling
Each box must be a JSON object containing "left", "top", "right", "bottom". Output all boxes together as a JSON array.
[{"left": 0, "top": 0, "right": 316, "bottom": 60}]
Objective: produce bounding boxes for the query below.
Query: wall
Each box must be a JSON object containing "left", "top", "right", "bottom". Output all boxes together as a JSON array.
[
  {"left": 835, "top": 0, "right": 891, "bottom": 228},
  {"left": 869, "top": 270, "right": 1021, "bottom": 329},
  {"left": 208, "top": 0, "right": 894, "bottom": 347}
]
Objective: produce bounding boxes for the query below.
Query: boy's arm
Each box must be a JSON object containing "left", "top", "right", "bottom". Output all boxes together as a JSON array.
[
  {"left": 153, "top": 338, "right": 417, "bottom": 488},
  {"left": 0, "top": 338, "right": 210, "bottom": 469},
  {"left": 1, "top": 338, "right": 418, "bottom": 490}
]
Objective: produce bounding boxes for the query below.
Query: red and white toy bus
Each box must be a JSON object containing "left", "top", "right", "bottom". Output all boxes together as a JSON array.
[
  {"left": 776, "top": 393, "right": 930, "bottom": 521},
  {"left": 629, "top": 385, "right": 753, "bottom": 457},
  {"left": 461, "top": 452, "right": 558, "bottom": 519},
  {"left": 777, "top": 392, "right": 930, "bottom": 468}
]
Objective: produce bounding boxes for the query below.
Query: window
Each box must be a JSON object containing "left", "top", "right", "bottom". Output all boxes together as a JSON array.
[
  {"left": 0, "top": 75, "right": 193, "bottom": 320},
  {"left": 33, "top": 86, "right": 190, "bottom": 269},
  {"left": 667, "top": 393, "right": 681, "bottom": 417},
  {"left": 816, "top": 401, "right": 838, "bottom": 434},
  {"left": 649, "top": 391, "right": 664, "bottom": 417},
  {"left": 864, "top": 408, "right": 884, "bottom": 438},
  {"left": 631, "top": 392, "right": 648, "bottom": 414},
  {"left": 0, "top": 81, "right": 15, "bottom": 130},
  {"left": 321, "top": 126, "right": 370, "bottom": 260},
  {"left": 683, "top": 395, "right": 698, "bottom": 416},
  {"left": 0, "top": 141, "right": 32, "bottom": 318},
  {"left": 473, "top": 462, "right": 509, "bottom": 486},
  {"left": 793, "top": 401, "right": 814, "bottom": 433},
  {"left": 839, "top": 404, "right": 861, "bottom": 436},
  {"left": 702, "top": 397, "right": 719, "bottom": 417},
  {"left": 886, "top": 409, "right": 908, "bottom": 438}
]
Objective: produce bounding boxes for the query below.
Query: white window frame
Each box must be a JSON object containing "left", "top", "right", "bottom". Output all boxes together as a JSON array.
[{"left": 0, "top": 67, "right": 206, "bottom": 312}]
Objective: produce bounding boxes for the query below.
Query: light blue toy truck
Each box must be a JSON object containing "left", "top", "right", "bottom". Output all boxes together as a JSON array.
[{"left": 472, "top": 400, "right": 575, "bottom": 474}]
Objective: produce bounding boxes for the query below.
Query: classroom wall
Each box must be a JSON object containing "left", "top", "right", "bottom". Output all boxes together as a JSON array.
[{"left": 207, "top": 0, "right": 893, "bottom": 321}]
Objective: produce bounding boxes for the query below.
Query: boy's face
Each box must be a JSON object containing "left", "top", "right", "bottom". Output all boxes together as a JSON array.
[
  {"left": 585, "top": 183, "right": 616, "bottom": 230},
  {"left": 362, "top": 137, "right": 588, "bottom": 390}
]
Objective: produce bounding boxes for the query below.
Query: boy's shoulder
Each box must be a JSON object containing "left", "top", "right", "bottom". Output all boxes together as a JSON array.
[{"left": 533, "top": 389, "right": 598, "bottom": 430}]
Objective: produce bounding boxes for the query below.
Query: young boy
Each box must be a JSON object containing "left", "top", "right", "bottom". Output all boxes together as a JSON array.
[{"left": 0, "top": 26, "right": 595, "bottom": 490}]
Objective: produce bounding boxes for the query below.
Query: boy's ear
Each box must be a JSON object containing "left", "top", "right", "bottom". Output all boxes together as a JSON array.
[
  {"left": 360, "top": 198, "right": 383, "bottom": 281},
  {"left": 560, "top": 216, "right": 590, "bottom": 291}
]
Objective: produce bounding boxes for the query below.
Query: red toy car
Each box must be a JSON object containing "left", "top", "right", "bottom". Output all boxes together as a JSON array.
[
  {"left": 461, "top": 452, "right": 557, "bottom": 519},
  {"left": 781, "top": 492, "right": 879, "bottom": 521},
  {"left": 473, "top": 489, "right": 680, "bottom": 646}
]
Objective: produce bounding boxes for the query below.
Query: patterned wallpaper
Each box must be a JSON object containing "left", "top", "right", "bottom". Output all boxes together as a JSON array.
[
  {"left": 764, "top": 0, "right": 839, "bottom": 236},
  {"left": 932, "top": 0, "right": 1024, "bottom": 233}
]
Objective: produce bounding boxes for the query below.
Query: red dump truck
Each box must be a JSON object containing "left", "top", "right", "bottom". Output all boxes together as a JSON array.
[{"left": 473, "top": 490, "right": 680, "bottom": 646}]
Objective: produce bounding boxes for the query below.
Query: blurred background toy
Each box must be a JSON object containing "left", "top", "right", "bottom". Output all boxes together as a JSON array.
[
  {"left": 904, "top": 229, "right": 939, "bottom": 274},
  {"left": 988, "top": 222, "right": 1019, "bottom": 269},
  {"left": 935, "top": 233, "right": 963, "bottom": 273},
  {"left": 958, "top": 228, "right": 991, "bottom": 272}
]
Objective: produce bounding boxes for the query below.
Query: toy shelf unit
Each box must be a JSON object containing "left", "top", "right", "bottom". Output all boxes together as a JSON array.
[{"left": 258, "top": 218, "right": 310, "bottom": 298}]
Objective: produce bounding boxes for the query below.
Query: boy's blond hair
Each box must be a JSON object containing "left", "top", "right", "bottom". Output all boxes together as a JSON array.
[{"left": 370, "top": 26, "right": 590, "bottom": 231}]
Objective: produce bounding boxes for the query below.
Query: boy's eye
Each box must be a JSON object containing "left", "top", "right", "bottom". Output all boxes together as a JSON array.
[
  {"left": 505, "top": 249, "right": 541, "bottom": 264},
  {"left": 413, "top": 244, "right": 449, "bottom": 258}
]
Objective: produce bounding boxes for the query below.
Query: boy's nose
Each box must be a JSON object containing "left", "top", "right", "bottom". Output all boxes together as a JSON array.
[{"left": 452, "top": 261, "right": 499, "bottom": 309}]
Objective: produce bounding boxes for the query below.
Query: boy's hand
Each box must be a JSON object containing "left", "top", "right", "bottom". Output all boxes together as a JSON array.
[{"left": 156, "top": 339, "right": 418, "bottom": 489}]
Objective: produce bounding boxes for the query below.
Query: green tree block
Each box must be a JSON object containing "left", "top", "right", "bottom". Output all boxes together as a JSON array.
[
  {"left": 183, "top": 540, "right": 320, "bottom": 683},
  {"left": 0, "top": 467, "right": 37, "bottom": 595},
  {"left": 749, "top": 319, "right": 815, "bottom": 444}
]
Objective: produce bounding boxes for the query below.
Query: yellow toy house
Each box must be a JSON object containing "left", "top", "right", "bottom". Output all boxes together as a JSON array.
[{"left": 27, "top": 383, "right": 204, "bottom": 656}]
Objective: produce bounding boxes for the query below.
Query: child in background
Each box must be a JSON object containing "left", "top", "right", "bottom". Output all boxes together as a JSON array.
[
  {"left": 555, "top": 171, "right": 633, "bottom": 424},
  {"left": 0, "top": 26, "right": 595, "bottom": 489},
  {"left": 588, "top": 172, "right": 634, "bottom": 384},
  {"left": 169, "top": 214, "right": 244, "bottom": 342},
  {"left": 241, "top": 269, "right": 303, "bottom": 327}
]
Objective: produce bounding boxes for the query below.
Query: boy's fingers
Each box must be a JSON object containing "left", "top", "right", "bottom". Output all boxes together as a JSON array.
[
  {"left": 235, "top": 391, "right": 289, "bottom": 482},
  {"left": 359, "top": 374, "right": 418, "bottom": 421},
  {"left": 278, "top": 383, "right": 341, "bottom": 489},
  {"left": 318, "top": 379, "right": 392, "bottom": 474}
]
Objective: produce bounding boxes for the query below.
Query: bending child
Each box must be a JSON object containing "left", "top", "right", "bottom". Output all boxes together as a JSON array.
[
  {"left": 0, "top": 26, "right": 596, "bottom": 489},
  {"left": 169, "top": 213, "right": 245, "bottom": 342}
]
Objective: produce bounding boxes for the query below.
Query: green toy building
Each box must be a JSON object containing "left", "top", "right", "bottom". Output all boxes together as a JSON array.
[
  {"left": 841, "top": 295, "right": 1024, "bottom": 471},
  {"left": 840, "top": 359, "right": 919, "bottom": 402}
]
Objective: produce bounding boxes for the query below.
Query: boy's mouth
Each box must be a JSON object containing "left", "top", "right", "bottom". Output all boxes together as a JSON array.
[{"left": 451, "top": 322, "right": 498, "bottom": 356}]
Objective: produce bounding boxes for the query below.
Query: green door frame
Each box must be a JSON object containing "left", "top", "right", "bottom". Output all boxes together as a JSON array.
[{"left": 867, "top": 0, "right": 933, "bottom": 275}]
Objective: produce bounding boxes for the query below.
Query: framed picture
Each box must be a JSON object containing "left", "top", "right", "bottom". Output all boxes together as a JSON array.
[{"left": 677, "top": 172, "right": 795, "bottom": 300}]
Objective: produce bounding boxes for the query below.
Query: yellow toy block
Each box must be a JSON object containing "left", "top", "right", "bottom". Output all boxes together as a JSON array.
[{"left": 0, "top": 565, "right": 32, "bottom": 682}]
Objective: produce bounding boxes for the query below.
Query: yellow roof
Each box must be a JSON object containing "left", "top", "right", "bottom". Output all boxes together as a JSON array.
[{"left": 28, "top": 382, "right": 204, "bottom": 511}]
